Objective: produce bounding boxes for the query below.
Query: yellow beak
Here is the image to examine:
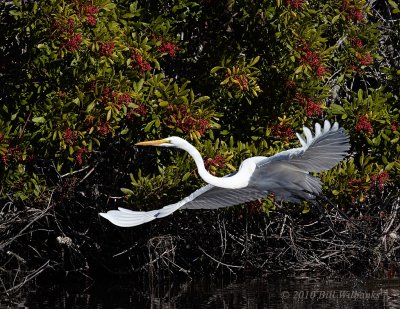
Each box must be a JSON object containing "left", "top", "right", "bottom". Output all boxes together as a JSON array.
[{"left": 135, "top": 139, "right": 169, "bottom": 146}]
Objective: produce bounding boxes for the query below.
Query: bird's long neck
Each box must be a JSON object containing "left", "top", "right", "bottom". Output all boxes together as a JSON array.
[{"left": 184, "top": 142, "right": 250, "bottom": 189}]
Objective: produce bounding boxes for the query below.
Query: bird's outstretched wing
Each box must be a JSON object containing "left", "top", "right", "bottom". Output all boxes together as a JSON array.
[
  {"left": 249, "top": 120, "right": 350, "bottom": 202},
  {"left": 99, "top": 120, "right": 350, "bottom": 227}
]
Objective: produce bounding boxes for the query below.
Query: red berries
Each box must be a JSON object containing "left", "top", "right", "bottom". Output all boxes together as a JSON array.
[
  {"left": 356, "top": 52, "right": 373, "bottom": 66},
  {"left": 350, "top": 36, "right": 364, "bottom": 49},
  {"left": 158, "top": 41, "right": 179, "bottom": 57},
  {"left": 270, "top": 123, "right": 295, "bottom": 140},
  {"left": 284, "top": 0, "right": 305, "bottom": 9},
  {"left": 99, "top": 41, "right": 115, "bottom": 57},
  {"left": 166, "top": 105, "right": 211, "bottom": 136},
  {"left": 300, "top": 47, "right": 327, "bottom": 79},
  {"left": 75, "top": 147, "right": 87, "bottom": 165},
  {"left": 371, "top": 171, "right": 390, "bottom": 191},
  {"left": 130, "top": 50, "right": 152, "bottom": 73},
  {"left": 355, "top": 115, "right": 373, "bottom": 135},
  {"left": 63, "top": 128, "right": 78, "bottom": 145},
  {"left": 205, "top": 154, "right": 226, "bottom": 170},
  {"left": 84, "top": 4, "right": 99, "bottom": 26},
  {"left": 294, "top": 93, "right": 323, "bottom": 117},
  {"left": 65, "top": 33, "right": 82, "bottom": 52}
]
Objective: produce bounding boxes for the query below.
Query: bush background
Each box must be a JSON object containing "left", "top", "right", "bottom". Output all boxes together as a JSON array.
[{"left": 1, "top": 0, "right": 399, "bottom": 288}]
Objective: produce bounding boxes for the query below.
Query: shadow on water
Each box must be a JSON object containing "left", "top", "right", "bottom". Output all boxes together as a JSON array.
[{"left": 2, "top": 276, "right": 400, "bottom": 308}]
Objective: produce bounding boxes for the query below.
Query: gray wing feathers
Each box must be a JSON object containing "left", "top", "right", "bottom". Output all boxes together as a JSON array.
[
  {"left": 252, "top": 120, "right": 349, "bottom": 202},
  {"left": 181, "top": 185, "right": 266, "bottom": 210},
  {"left": 258, "top": 120, "right": 349, "bottom": 173},
  {"left": 98, "top": 184, "right": 266, "bottom": 227}
]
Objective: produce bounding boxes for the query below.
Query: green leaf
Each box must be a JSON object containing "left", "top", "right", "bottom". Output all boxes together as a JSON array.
[
  {"left": 159, "top": 100, "right": 169, "bottom": 107},
  {"left": 332, "top": 14, "right": 340, "bottom": 24},
  {"left": 144, "top": 120, "right": 155, "bottom": 132},
  {"left": 210, "top": 66, "right": 222, "bottom": 74},
  {"left": 86, "top": 101, "right": 96, "bottom": 113},
  {"left": 193, "top": 96, "right": 210, "bottom": 104},
  {"left": 182, "top": 172, "right": 191, "bottom": 181},
  {"left": 121, "top": 188, "right": 134, "bottom": 195},
  {"left": 249, "top": 56, "right": 260, "bottom": 66},
  {"left": 32, "top": 117, "right": 46, "bottom": 123}
]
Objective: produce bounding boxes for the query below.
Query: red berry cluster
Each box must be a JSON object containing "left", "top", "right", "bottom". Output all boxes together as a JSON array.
[
  {"left": 270, "top": 123, "right": 295, "bottom": 139},
  {"left": 348, "top": 8, "right": 364, "bottom": 23},
  {"left": 52, "top": 18, "right": 83, "bottom": 52},
  {"left": 348, "top": 178, "right": 363, "bottom": 190},
  {"left": 300, "top": 46, "right": 327, "bottom": 79},
  {"left": 225, "top": 73, "right": 250, "bottom": 91},
  {"left": 126, "top": 104, "right": 149, "bottom": 122},
  {"left": 99, "top": 41, "right": 115, "bottom": 57},
  {"left": 63, "top": 128, "right": 78, "bottom": 145},
  {"left": 1, "top": 147, "right": 18, "bottom": 164},
  {"left": 86, "top": 4, "right": 99, "bottom": 15},
  {"left": 204, "top": 154, "right": 226, "bottom": 170},
  {"left": 390, "top": 121, "right": 398, "bottom": 132},
  {"left": 101, "top": 87, "right": 132, "bottom": 109},
  {"left": 370, "top": 171, "right": 390, "bottom": 191},
  {"left": 76, "top": 3, "right": 99, "bottom": 26},
  {"left": 284, "top": 0, "right": 305, "bottom": 9},
  {"left": 246, "top": 200, "right": 264, "bottom": 214},
  {"left": 306, "top": 100, "right": 323, "bottom": 117},
  {"left": 65, "top": 33, "right": 82, "bottom": 52},
  {"left": 130, "top": 50, "right": 152, "bottom": 73},
  {"left": 295, "top": 93, "right": 323, "bottom": 117},
  {"left": 52, "top": 18, "right": 75, "bottom": 36},
  {"left": 350, "top": 36, "right": 364, "bottom": 49},
  {"left": 135, "top": 104, "right": 149, "bottom": 116},
  {"left": 86, "top": 15, "right": 97, "bottom": 27},
  {"left": 356, "top": 52, "right": 373, "bottom": 66},
  {"left": 166, "top": 105, "right": 211, "bottom": 136},
  {"left": 285, "top": 80, "right": 296, "bottom": 89},
  {"left": 158, "top": 41, "right": 179, "bottom": 57},
  {"left": 84, "top": 115, "right": 96, "bottom": 126},
  {"left": 1, "top": 145, "right": 33, "bottom": 165},
  {"left": 342, "top": 0, "right": 364, "bottom": 23},
  {"left": 75, "top": 147, "right": 88, "bottom": 165},
  {"left": 115, "top": 93, "right": 131, "bottom": 108},
  {"left": 101, "top": 87, "right": 116, "bottom": 105},
  {"left": 97, "top": 121, "right": 111, "bottom": 136},
  {"left": 355, "top": 115, "right": 373, "bottom": 135}
]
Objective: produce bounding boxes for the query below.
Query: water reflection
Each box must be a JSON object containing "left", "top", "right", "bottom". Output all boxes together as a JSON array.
[{"left": 5, "top": 276, "right": 400, "bottom": 308}]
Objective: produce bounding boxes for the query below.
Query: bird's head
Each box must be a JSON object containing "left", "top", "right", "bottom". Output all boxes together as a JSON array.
[{"left": 135, "top": 136, "right": 187, "bottom": 148}]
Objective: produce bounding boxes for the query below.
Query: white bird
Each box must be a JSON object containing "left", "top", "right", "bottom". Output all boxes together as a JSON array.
[{"left": 99, "top": 120, "right": 350, "bottom": 227}]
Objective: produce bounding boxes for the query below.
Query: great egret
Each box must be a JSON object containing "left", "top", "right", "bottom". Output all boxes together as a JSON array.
[{"left": 100, "top": 120, "right": 349, "bottom": 227}]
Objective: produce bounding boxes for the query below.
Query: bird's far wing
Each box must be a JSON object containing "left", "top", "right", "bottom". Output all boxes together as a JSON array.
[{"left": 258, "top": 120, "right": 350, "bottom": 173}]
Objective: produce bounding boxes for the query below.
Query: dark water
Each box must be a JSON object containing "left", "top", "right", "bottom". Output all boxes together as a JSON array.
[{"left": 3, "top": 276, "right": 400, "bottom": 308}]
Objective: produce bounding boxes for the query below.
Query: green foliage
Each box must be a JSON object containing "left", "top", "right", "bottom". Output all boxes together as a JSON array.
[{"left": 1, "top": 0, "right": 399, "bottom": 211}]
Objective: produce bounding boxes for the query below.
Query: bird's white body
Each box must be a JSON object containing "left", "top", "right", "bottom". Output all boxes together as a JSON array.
[{"left": 100, "top": 120, "right": 350, "bottom": 227}]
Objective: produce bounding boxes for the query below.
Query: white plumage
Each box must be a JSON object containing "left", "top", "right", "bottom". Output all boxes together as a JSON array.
[{"left": 99, "top": 120, "right": 350, "bottom": 227}]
